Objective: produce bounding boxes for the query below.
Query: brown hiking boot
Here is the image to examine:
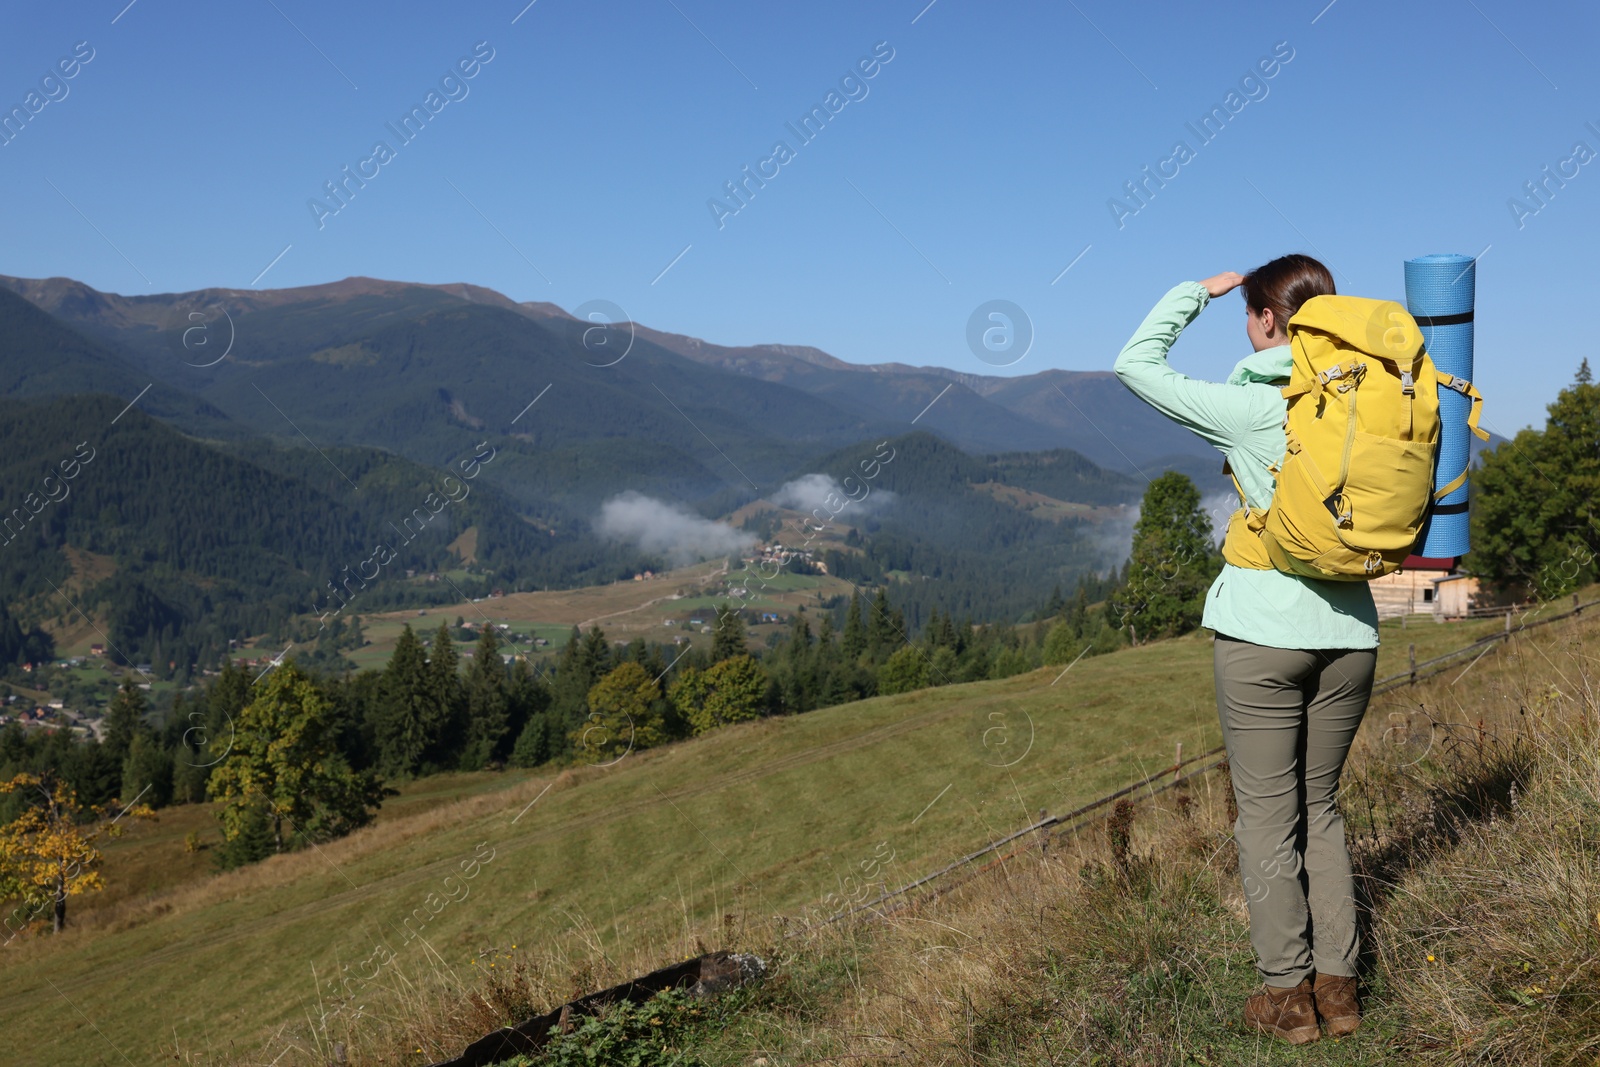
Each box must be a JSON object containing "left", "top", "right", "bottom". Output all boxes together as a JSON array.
[
  {"left": 1314, "top": 973, "right": 1361, "bottom": 1036},
  {"left": 1243, "top": 977, "right": 1320, "bottom": 1044}
]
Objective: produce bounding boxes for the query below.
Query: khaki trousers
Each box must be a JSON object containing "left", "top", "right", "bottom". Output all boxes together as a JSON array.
[{"left": 1213, "top": 634, "right": 1375, "bottom": 986}]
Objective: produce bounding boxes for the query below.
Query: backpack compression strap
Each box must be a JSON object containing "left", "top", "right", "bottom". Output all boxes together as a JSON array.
[
  {"left": 1280, "top": 359, "right": 1366, "bottom": 401},
  {"left": 1430, "top": 374, "right": 1488, "bottom": 500}
]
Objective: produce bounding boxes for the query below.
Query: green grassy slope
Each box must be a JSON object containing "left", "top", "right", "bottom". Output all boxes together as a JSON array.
[{"left": 0, "top": 613, "right": 1509, "bottom": 1064}]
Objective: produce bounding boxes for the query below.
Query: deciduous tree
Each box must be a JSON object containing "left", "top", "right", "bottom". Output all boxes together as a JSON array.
[
  {"left": 574, "top": 662, "right": 663, "bottom": 760},
  {"left": 207, "top": 661, "right": 386, "bottom": 858},
  {"left": 669, "top": 654, "right": 768, "bottom": 735},
  {"left": 1471, "top": 363, "right": 1600, "bottom": 598},
  {"left": 878, "top": 644, "right": 931, "bottom": 695},
  {"left": 0, "top": 772, "right": 153, "bottom": 933}
]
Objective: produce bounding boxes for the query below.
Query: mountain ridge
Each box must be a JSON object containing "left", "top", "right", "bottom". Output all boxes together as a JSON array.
[{"left": 0, "top": 273, "right": 1218, "bottom": 474}]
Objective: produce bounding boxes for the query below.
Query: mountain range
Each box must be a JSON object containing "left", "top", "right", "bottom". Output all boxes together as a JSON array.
[
  {"left": 0, "top": 273, "right": 1223, "bottom": 495},
  {"left": 1, "top": 273, "right": 1199, "bottom": 672}
]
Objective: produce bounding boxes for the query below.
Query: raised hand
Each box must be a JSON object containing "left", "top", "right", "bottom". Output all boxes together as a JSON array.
[{"left": 1200, "top": 271, "right": 1244, "bottom": 298}]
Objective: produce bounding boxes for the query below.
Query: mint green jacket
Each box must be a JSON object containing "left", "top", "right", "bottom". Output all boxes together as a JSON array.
[{"left": 1114, "top": 281, "right": 1378, "bottom": 650}]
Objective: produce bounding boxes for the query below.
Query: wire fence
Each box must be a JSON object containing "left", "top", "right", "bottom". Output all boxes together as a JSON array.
[{"left": 1372, "top": 592, "right": 1593, "bottom": 693}]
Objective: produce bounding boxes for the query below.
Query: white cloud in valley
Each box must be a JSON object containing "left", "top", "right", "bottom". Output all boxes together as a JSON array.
[
  {"left": 593, "top": 491, "right": 757, "bottom": 566},
  {"left": 769, "top": 473, "right": 895, "bottom": 517}
]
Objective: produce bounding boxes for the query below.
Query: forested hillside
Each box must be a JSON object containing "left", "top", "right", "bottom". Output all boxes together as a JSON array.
[
  {"left": 0, "top": 288, "right": 234, "bottom": 438},
  {"left": 0, "top": 393, "right": 640, "bottom": 676},
  {"left": 808, "top": 433, "right": 1128, "bottom": 627}
]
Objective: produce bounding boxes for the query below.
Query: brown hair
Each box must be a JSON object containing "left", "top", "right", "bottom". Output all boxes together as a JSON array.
[{"left": 1240, "top": 253, "right": 1335, "bottom": 328}]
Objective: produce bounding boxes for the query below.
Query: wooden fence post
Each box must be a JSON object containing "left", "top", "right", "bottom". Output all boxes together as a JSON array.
[
  {"left": 1409, "top": 643, "right": 1417, "bottom": 684},
  {"left": 1174, "top": 741, "right": 1183, "bottom": 781}
]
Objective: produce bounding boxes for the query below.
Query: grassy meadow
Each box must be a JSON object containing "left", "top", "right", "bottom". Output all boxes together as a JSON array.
[
  {"left": 0, "top": 605, "right": 1539, "bottom": 1065},
  {"left": 332, "top": 558, "right": 847, "bottom": 671}
]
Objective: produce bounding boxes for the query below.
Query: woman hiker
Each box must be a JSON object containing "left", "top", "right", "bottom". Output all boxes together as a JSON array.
[{"left": 1113, "top": 254, "right": 1373, "bottom": 1044}]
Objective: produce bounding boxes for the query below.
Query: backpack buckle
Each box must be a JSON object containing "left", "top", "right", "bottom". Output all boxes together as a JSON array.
[
  {"left": 1335, "top": 363, "right": 1368, "bottom": 392},
  {"left": 1443, "top": 376, "right": 1471, "bottom": 395},
  {"left": 1399, "top": 370, "right": 1414, "bottom": 396}
]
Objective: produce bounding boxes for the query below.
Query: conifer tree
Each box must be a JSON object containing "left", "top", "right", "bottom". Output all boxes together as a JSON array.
[
  {"left": 710, "top": 604, "right": 747, "bottom": 663},
  {"left": 505, "top": 655, "right": 548, "bottom": 744},
  {"left": 866, "top": 587, "right": 903, "bottom": 662},
  {"left": 463, "top": 628, "right": 509, "bottom": 769},
  {"left": 101, "top": 677, "right": 148, "bottom": 768},
  {"left": 509, "top": 713, "right": 554, "bottom": 768},
  {"left": 376, "top": 625, "right": 431, "bottom": 776},
  {"left": 215, "top": 794, "right": 274, "bottom": 870},
  {"left": 939, "top": 611, "right": 958, "bottom": 650},
  {"left": 773, "top": 613, "right": 816, "bottom": 713},
  {"left": 550, "top": 626, "right": 612, "bottom": 744},
  {"left": 579, "top": 627, "right": 612, "bottom": 668},
  {"left": 1068, "top": 585, "right": 1090, "bottom": 637},
  {"left": 840, "top": 591, "right": 867, "bottom": 662},
  {"left": 547, "top": 624, "right": 585, "bottom": 724},
  {"left": 815, "top": 612, "right": 838, "bottom": 664},
  {"left": 785, "top": 613, "right": 812, "bottom": 667},
  {"left": 426, "top": 623, "right": 463, "bottom": 766},
  {"left": 207, "top": 659, "right": 251, "bottom": 761},
  {"left": 1114, "top": 472, "right": 1216, "bottom": 641},
  {"left": 119, "top": 733, "right": 173, "bottom": 808}
]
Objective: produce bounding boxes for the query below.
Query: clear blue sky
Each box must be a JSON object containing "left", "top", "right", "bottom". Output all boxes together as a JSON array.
[{"left": 2, "top": 0, "right": 1595, "bottom": 433}]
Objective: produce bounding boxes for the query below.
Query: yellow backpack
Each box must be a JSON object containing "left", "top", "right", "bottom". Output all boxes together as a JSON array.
[{"left": 1222, "top": 295, "right": 1487, "bottom": 581}]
